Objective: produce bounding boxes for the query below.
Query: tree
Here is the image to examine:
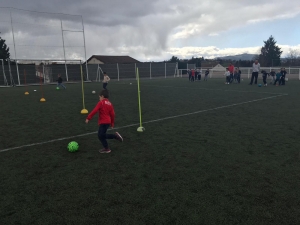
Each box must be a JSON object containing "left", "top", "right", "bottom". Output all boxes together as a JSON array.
[
  {"left": 0, "top": 34, "right": 10, "bottom": 61},
  {"left": 286, "top": 49, "right": 300, "bottom": 66},
  {"left": 258, "top": 36, "right": 282, "bottom": 66},
  {"left": 168, "top": 56, "right": 180, "bottom": 63}
]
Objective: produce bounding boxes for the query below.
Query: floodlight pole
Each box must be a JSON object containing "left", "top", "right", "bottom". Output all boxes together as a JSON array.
[
  {"left": 9, "top": 10, "right": 17, "bottom": 60},
  {"left": 81, "top": 16, "right": 89, "bottom": 80},
  {"left": 60, "top": 20, "right": 68, "bottom": 81}
]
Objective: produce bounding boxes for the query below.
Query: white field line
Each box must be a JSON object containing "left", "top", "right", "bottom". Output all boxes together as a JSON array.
[{"left": 0, "top": 94, "right": 287, "bottom": 153}]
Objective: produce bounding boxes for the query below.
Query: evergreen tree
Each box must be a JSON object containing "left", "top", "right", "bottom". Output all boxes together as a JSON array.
[
  {"left": 259, "top": 36, "right": 282, "bottom": 66},
  {"left": 0, "top": 35, "right": 10, "bottom": 61}
]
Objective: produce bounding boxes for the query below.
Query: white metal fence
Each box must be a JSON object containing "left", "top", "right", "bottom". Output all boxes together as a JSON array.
[
  {"left": 0, "top": 61, "right": 178, "bottom": 86},
  {"left": 177, "top": 67, "right": 300, "bottom": 80}
]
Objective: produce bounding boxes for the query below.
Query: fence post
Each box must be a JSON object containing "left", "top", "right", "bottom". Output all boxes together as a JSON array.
[
  {"left": 15, "top": 61, "right": 20, "bottom": 85},
  {"left": 248, "top": 68, "right": 250, "bottom": 79},
  {"left": 299, "top": 68, "right": 300, "bottom": 80},
  {"left": 150, "top": 63, "right": 152, "bottom": 79},
  {"left": 117, "top": 63, "right": 120, "bottom": 81},
  {"left": 289, "top": 67, "right": 290, "bottom": 74},
  {"left": 165, "top": 63, "right": 166, "bottom": 78},
  {"left": 8, "top": 60, "right": 13, "bottom": 86},
  {"left": 65, "top": 60, "right": 68, "bottom": 81},
  {"left": 43, "top": 64, "right": 46, "bottom": 83}
]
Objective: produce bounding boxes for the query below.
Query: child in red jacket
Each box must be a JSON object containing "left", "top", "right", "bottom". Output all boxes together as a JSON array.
[{"left": 85, "top": 89, "right": 123, "bottom": 153}]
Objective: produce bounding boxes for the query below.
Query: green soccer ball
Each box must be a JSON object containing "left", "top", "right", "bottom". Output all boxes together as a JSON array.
[
  {"left": 56, "top": 87, "right": 60, "bottom": 90},
  {"left": 67, "top": 141, "right": 79, "bottom": 152}
]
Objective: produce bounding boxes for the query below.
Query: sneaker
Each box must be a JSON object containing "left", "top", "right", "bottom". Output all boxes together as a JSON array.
[
  {"left": 99, "top": 148, "right": 111, "bottom": 153},
  {"left": 115, "top": 132, "right": 123, "bottom": 142}
]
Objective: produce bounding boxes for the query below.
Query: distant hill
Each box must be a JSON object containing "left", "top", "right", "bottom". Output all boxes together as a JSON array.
[{"left": 215, "top": 54, "right": 257, "bottom": 61}]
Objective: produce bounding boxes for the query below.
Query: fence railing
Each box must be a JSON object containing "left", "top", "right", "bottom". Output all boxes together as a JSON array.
[
  {"left": 0, "top": 62, "right": 178, "bottom": 86},
  {"left": 177, "top": 67, "right": 300, "bottom": 80}
]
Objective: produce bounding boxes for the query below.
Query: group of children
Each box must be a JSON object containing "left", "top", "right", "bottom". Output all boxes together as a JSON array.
[
  {"left": 261, "top": 68, "right": 287, "bottom": 87},
  {"left": 188, "top": 69, "right": 210, "bottom": 82},
  {"left": 224, "top": 67, "right": 242, "bottom": 84}
]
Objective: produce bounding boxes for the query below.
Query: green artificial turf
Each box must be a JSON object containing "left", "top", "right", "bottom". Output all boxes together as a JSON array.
[{"left": 0, "top": 78, "right": 300, "bottom": 224}]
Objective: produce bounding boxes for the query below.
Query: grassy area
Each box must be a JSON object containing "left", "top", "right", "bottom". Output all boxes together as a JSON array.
[{"left": 1, "top": 78, "right": 300, "bottom": 224}]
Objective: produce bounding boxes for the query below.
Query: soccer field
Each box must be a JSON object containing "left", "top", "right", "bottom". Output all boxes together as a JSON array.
[{"left": 1, "top": 78, "right": 300, "bottom": 224}]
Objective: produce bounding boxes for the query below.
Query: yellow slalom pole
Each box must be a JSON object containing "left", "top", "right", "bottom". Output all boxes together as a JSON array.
[
  {"left": 80, "top": 63, "right": 88, "bottom": 114},
  {"left": 137, "top": 68, "right": 145, "bottom": 132}
]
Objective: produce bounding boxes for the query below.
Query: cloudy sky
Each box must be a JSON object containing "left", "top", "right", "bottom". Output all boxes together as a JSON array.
[{"left": 0, "top": 0, "right": 300, "bottom": 61}]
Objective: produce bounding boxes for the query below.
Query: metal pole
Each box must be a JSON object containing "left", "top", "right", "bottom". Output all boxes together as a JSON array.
[
  {"left": 135, "top": 63, "right": 137, "bottom": 80},
  {"left": 43, "top": 64, "right": 46, "bottom": 83},
  {"left": 117, "top": 63, "right": 120, "bottom": 81},
  {"left": 81, "top": 16, "right": 89, "bottom": 80},
  {"left": 165, "top": 63, "right": 166, "bottom": 78},
  {"left": 8, "top": 59, "right": 13, "bottom": 86},
  {"left": 96, "top": 64, "right": 99, "bottom": 82},
  {"left": 16, "top": 60, "right": 20, "bottom": 85},
  {"left": 60, "top": 20, "right": 68, "bottom": 81},
  {"left": 299, "top": 68, "right": 300, "bottom": 81},
  {"left": 10, "top": 10, "right": 17, "bottom": 60},
  {"left": 248, "top": 68, "right": 250, "bottom": 79},
  {"left": 1, "top": 59, "right": 7, "bottom": 86},
  {"left": 150, "top": 63, "right": 151, "bottom": 79}
]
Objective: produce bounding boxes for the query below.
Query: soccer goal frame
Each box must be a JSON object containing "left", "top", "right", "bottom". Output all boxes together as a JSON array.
[{"left": 7, "top": 59, "right": 85, "bottom": 86}]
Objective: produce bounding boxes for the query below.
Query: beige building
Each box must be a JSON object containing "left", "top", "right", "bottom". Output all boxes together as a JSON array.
[{"left": 86, "top": 55, "right": 140, "bottom": 64}]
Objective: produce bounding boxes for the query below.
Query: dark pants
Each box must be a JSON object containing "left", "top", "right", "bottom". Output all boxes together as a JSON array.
[
  {"left": 280, "top": 76, "right": 285, "bottom": 85},
  {"left": 274, "top": 78, "right": 280, "bottom": 85},
  {"left": 191, "top": 76, "right": 194, "bottom": 82},
  {"left": 226, "top": 76, "right": 230, "bottom": 83},
  {"left": 198, "top": 75, "right": 201, "bottom": 80},
  {"left": 263, "top": 76, "right": 267, "bottom": 85},
  {"left": 189, "top": 74, "right": 191, "bottom": 81},
  {"left": 103, "top": 83, "right": 108, "bottom": 89},
  {"left": 237, "top": 75, "right": 241, "bottom": 83},
  {"left": 230, "top": 73, "right": 233, "bottom": 83},
  {"left": 98, "top": 124, "right": 116, "bottom": 149},
  {"left": 250, "top": 72, "right": 258, "bottom": 84}
]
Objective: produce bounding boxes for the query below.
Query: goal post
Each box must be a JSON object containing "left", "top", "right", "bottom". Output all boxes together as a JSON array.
[{"left": 7, "top": 59, "right": 86, "bottom": 86}]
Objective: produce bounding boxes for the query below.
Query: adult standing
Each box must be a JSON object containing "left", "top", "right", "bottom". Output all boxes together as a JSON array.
[
  {"left": 249, "top": 60, "right": 260, "bottom": 85},
  {"left": 228, "top": 63, "right": 235, "bottom": 83}
]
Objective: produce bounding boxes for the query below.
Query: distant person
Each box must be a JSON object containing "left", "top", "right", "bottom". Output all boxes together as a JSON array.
[
  {"left": 102, "top": 72, "right": 110, "bottom": 89},
  {"left": 280, "top": 68, "right": 287, "bottom": 85},
  {"left": 56, "top": 74, "right": 66, "bottom": 89},
  {"left": 204, "top": 69, "right": 209, "bottom": 81},
  {"left": 274, "top": 69, "right": 282, "bottom": 86},
  {"left": 188, "top": 69, "right": 191, "bottom": 81},
  {"left": 269, "top": 69, "right": 276, "bottom": 84},
  {"left": 237, "top": 67, "right": 241, "bottom": 83},
  {"left": 233, "top": 68, "right": 239, "bottom": 83},
  {"left": 197, "top": 68, "right": 201, "bottom": 81},
  {"left": 224, "top": 68, "right": 230, "bottom": 84},
  {"left": 261, "top": 70, "right": 269, "bottom": 87},
  {"left": 228, "top": 63, "right": 235, "bottom": 83},
  {"left": 191, "top": 69, "right": 195, "bottom": 82},
  {"left": 249, "top": 60, "right": 260, "bottom": 85}
]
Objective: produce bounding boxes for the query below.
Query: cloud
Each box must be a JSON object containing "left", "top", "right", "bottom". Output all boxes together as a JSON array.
[{"left": 0, "top": 0, "right": 299, "bottom": 61}]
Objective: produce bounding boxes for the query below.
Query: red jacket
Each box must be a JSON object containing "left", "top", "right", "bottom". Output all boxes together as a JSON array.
[
  {"left": 87, "top": 99, "right": 115, "bottom": 127},
  {"left": 191, "top": 70, "right": 195, "bottom": 76},
  {"left": 228, "top": 65, "right": 234, "bottom": 73}
]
